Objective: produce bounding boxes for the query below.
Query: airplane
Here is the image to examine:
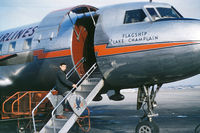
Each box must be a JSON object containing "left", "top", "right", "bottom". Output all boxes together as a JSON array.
[{"left": 0, "top": 0, "right": 200, "bottom": 133}]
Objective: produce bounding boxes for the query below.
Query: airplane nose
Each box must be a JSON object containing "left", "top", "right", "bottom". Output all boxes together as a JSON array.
[
  {"left": 180, "top": 20, "right": 200, "bottom": 41},
  {"left": 160, "top": 19, "right": 200, "bottom": 43}
]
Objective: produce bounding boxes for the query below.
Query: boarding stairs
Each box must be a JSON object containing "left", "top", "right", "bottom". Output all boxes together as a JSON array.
[{"left": 32, "top": 59, "right": 104, "bottom": 133}]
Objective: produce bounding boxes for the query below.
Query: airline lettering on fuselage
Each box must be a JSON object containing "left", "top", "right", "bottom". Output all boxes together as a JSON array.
[
  {"left": 110, "top": 32, "right": 159, "bottom": 45},
  {"left": 0, "top": 26, "right": 38, "bottom": 43}
]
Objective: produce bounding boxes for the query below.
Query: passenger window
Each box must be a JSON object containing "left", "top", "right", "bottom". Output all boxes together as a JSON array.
[
  {"left": 9, "top": 42, "right": 16, "bottom": 53},
  {"left": 147, "top": 8, "right": 160, "bottom": 21},
  {"left": 0, "top": 44, "right": 2, "bottom": 54},
  {"left": 23, "top": 38, "right": 32, "bottom": 50},
  {"left": 124, "top": 9, "right": 148, "bottom": 24}
]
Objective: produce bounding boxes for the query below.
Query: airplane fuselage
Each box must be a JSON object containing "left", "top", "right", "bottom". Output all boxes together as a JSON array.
[{"left": 0, "top": 2, "right": 200, "bottom": 96}]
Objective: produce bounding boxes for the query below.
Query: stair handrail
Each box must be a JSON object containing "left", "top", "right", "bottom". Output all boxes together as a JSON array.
[
  {"left": 32, "top": 88, "right": 55, "bottom": 133},
  {"left": 11, "top": 92, "right": 29, "bottom": 113},
  {"left": 31, "top": 57, "right": 85, "bottom": 133},
  {"left": 66, "top": 57, "right": 85, "bottom": 79},
  {"left": 2, "top": 92, "right": 20, "bottom": 114},
  {"left": 51, "top": 63, "right": 97, "bottom": 133}
]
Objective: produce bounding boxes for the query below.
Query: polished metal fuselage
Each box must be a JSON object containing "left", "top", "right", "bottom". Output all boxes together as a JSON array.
[
  {"left": 95, "top": 19, "right": 200, "bottom": 88},
  {"left": 94, "top": 2, "right": 200, "bottom": 88}
]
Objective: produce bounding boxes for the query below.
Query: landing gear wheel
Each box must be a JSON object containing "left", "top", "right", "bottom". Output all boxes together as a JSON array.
[
  {"left": 136, "top": 121, "right": 159, "bottom": 133},
  {"left": 17, "top": 126, "right": 25, "bottom": 133}
]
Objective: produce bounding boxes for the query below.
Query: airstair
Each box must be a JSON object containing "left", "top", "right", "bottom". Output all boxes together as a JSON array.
[{"left": 32, "top": 58, "right": 104, "bottom": 133}]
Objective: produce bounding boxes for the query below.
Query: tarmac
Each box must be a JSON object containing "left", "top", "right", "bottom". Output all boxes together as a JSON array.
[
  {"left": 87, "top": 87, "right": 200, "bottom": 133},
  {"left": 0, "top": 87, "right": 200, "bottom": 133}
]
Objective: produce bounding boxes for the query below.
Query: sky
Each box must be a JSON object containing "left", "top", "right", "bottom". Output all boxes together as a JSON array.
[
  {"left": 0, "top": 0, "right": 200, "bottom": 31},
  {"left": 0, "top": 0, "right": 200, "bottom": 87}
]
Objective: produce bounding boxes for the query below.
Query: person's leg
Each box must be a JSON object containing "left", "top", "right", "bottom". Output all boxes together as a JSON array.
[
  {"left": 63, "top": 91, "right": 73, "bottom": 112},
  {"left": 56, "top": 95, "right": 64, "bottom": 116},
  {"left": 64, "top": 101, "right": 73, "bottom": 112}
]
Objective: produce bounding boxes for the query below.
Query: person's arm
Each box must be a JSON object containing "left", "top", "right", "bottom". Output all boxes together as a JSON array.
[{"left": 58, "top": 71, "right": 74, "bottom": 87}]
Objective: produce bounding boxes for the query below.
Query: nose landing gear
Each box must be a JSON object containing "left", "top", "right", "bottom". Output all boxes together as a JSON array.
[
  {"left": 136, "top": 84, "right": 162, "bottom": 133},
  {"left": 136, "top": 120, "right": 159, "bottom": 133}
]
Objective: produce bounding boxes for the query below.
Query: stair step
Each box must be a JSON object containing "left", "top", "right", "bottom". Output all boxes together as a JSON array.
[
  {"left": 81, "top": 80, "right": 99, "bottom": 85},
  {"left": 86, "top": 78, "right": 101, "bottom": 82},
  {"left": 90, "top": 71, "right": 102, "bottom": 78},
  {"left": 80, "top": 84, "right": 96, "bottom": 91},
  {"left": 48, "top": 112, "right": 73, "bottom": 128},
  {"left": 53, "top": 118, "right": 68, "bottom": 128},
  {"left": 63, "top": 112, "right": 73, "bottom": 117},
  {"left": 45, "top": 125, "right": 60, "bottom": 133},
  {"left": 75, "top": 91, "right": 90, "bottom": 98}
]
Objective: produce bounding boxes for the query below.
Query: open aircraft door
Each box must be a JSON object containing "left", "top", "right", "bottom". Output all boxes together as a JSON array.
[
  {"left": 70, "top": 6, "right": 99, "bottom": 77},
  {"left": 32, "top": 5, "right": 98, "bottom": 77}
]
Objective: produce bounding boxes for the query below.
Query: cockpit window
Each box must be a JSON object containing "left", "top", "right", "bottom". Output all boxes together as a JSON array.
[
  {"left": 146, "top": 7, "right": 182, "bottom": 21},
  {"left": 124, "top": 9, "right": 148, "bottom": 24},
  {"left": 146, "top": 8, "right": 160, "bottom": 21},
  {"left": 156, "top": 7, "right": 180, "bottom": 18}
]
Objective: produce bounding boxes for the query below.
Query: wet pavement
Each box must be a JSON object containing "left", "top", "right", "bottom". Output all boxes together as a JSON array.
[
  {"left": 0, "top": 87, "right": 200, "bottom": 133},
  {"left": 87, "top": 88, "right": 200, "bottom": 133}
]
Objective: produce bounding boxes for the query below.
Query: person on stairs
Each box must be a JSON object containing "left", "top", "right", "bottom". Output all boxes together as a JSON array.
[{"left": 55, "top": 63, "right": 77, "bottom": 119}]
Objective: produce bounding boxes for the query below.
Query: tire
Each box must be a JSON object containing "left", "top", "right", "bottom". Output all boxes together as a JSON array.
[
  {"left": 135, "top": 121, "right": 159, "bottom": 133},
  {"left": 17, "top": 126, "right": 26, "bottom": 133}
]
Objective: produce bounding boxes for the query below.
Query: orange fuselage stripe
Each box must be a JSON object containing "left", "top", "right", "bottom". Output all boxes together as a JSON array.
[
  {"left": 94, "top": 42, "right": 195, "bottom": 56},
  {"left": 0, "top": 42, "right": 196, "bottom": 60},
  {"left": 0, "top": 55, "right": 11, "bottom": 60},
  {"left": 33, "top": 49, "right": 71, "bottom": 59}
]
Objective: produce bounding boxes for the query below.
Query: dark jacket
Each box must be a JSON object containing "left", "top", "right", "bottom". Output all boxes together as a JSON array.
[{"left": 55, "top": 69, "right": 73, "bottom": 95}]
